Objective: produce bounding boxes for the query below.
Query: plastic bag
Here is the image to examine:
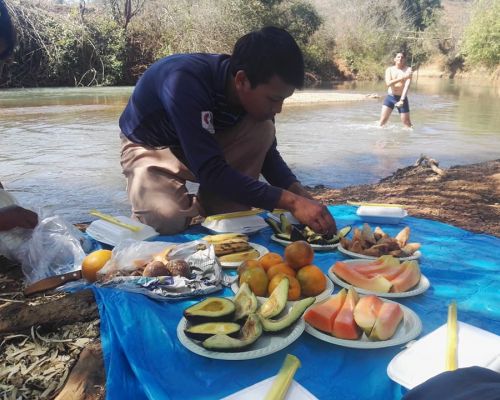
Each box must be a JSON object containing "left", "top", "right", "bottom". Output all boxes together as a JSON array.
[
  {"left": 96, "top": 239, "right": 224, "bottom": 300},
  {"left": 21, "top": 214, "right": 92, "bottom": 285}
]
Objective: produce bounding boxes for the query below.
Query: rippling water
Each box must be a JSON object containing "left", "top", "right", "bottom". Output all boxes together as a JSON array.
[{"left": 1, "top": 80, "right": 499, "bottom": 223}]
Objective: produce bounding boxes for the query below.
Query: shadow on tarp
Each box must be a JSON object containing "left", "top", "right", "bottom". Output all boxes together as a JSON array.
[{"left": 91, "top": 205, "right": 500, "bottom": 400}]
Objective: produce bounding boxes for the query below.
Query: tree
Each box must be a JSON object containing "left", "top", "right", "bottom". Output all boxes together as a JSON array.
[
  {"left": 401, "top": 0, "right": 441, "bottom": 30},
  {"left": 102, "top": 0, "right": 145, "bottom": 30}
]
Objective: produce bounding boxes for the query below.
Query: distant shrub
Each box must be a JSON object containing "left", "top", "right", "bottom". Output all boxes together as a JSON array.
[{"left": 462, "top": 0, "right": 500, "bottom": 69}]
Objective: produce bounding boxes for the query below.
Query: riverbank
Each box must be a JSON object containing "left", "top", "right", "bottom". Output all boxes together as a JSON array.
[{"left": 0, "top": 158, "right": 499, "bottom": 399}]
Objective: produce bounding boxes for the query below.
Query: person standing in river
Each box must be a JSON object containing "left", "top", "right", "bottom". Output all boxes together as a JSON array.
[
  {"left": 119, "top": 26, "right": 337, "bottom": 235},
  {"left": 379, "top": 52, "right": 413, "bottom": 128}
]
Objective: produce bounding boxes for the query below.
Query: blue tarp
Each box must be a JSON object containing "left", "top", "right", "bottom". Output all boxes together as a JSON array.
[{"left": 91, "top": 205, "right": 500, "bottom": 399}]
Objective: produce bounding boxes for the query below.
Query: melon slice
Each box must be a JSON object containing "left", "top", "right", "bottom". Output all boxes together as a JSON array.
[
  {"left": 390, "top": 260, "right": 421, "bottom": 292},
  {"left": 304, "top": 289, "right": 347, "bottom": 333},
  {"left": 352, "top": 256, "right": 405, "bottom": 280},
  {"left": 353, "top": 295, "right": 384, "bottom": 336},
  {"left": 369, "top": 302, "right": 404, "bottom": 341},
  {"left": 332, "top": 261, "right": 392, "bottom": 293},
  {"left": 332, "top": 287, "right": 361, "bottom": 340}
]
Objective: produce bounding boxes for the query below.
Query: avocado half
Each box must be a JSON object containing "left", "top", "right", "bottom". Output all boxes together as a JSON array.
[
  {"left": 202, "top": 313, "right": 262, "bottom": 352},
  {"left": 183, "top": 297, "right": 235, "bottom": 324},
  {"left": 233, "top": 282, "right": 258, "bottom": 321},
  {"left": 259, "top": 278, "right": 289, "bottom": 319},
  {"left": 184, "top": 322, "right": 241, "bottom": 341},
  {"left": 259, "top": 297, "right": 315, "bottom": 333}
]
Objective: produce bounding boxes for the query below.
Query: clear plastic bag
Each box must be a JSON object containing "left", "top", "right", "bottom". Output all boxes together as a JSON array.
[
  {"left": 20, "top": 214, "right": 90, "bottom": 285},
  {"left": 96, "top": 239, "right": 224, "bottom": 300}
]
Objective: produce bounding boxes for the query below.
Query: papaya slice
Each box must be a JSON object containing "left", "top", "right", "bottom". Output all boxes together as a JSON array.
[
  {"left": 390, "top": 260, "right": 421, "bottom": 292},
  {"left": 369, "top": 302, "right": 404, "bottom": 341},
  {"left": 304, "top": 289, "right": 347, "bottom": 333},
  {"left": 332, "top": 287, "right": 362, "bottom": 340},
  {"left": 353, "top": 295, "right": 384, "bottom": 336},
  {"left": 332, "top": 261, "right": 392, "bottom": 293}
]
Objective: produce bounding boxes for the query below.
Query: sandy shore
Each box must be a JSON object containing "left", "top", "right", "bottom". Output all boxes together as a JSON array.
[{"left": 285, "top": 91, "right": 378, "bottom": 105}]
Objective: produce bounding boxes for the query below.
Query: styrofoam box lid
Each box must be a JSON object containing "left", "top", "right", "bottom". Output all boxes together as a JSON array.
[
  {"left": 202, "top": 215, "right": 268, "bottom": 234},
  {"left": 357, "top": 206, "right": 407, "bottom": 219},
  {"left": 387, "top": 321, "right": 500, "bottom": 390},
  {"left": 86, "top": 216, "right": 159, "bottom": 247}
]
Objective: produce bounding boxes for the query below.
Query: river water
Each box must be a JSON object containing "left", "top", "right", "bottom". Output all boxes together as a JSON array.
[{"left": 1, "top": 80, "right": 499, "bottom": 223}]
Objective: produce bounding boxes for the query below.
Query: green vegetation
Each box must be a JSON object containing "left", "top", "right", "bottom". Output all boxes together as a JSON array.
[
  {"left": 462, "top": 0, "right": 500, "bottom": 68},
  {"left": 0, "top": 0, "right": 497, "bottom": 87}
]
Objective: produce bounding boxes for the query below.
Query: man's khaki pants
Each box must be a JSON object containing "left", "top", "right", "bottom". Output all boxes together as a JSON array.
[{"left": 120, "top": 116, "right": 276, "bottom": 234}]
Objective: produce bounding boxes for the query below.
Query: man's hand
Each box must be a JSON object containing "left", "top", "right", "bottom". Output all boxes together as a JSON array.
[
  {"left": 277, "top": 189, "right": 337, "bottom": 236},
  {"left": 395, "top": 100, "right": 404, "bottom": 108},
  {"left": 404, "top": 68, "right": 413, "bottom": 79},
  {"left": 0, "top": 205, "right": 38, "bottom": 231}
]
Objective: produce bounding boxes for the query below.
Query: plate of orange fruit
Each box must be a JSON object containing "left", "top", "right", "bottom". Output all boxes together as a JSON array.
[{"left": 231, "top": 241, "right": 334, "bottom": 304}]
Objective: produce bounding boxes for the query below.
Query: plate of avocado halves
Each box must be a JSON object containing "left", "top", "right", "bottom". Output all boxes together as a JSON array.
[{"left": 176, "top": 282, "right": 314, "bottom": 360}]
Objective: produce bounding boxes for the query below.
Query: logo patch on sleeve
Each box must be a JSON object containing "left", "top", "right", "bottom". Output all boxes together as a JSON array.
[{"left": 201, "top": 111, "right": 215, "bottom": 134}]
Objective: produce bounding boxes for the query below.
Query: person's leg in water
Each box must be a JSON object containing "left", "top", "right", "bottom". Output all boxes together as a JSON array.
[
  {"left": 400, "top": 112, "right": 412, "bottom": 128},
  {"left": 379, "top": 95, "right": 395, "bottom": 126},
  {"left": 396, "top": 97, "right": 412, "bottom": 128}
]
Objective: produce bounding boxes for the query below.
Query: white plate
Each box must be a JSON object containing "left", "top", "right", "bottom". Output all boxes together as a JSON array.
[
  {"left": 337, "top": 244, "right": 421, "bottom": 261},
  {"left": 305, "top": 299, "right": 422, "bottom": 349},
  {"left": 270, "top": 235, "right": 339, "bottom": 252},
  {"left": 219, "top": 243, "right": 269, "bottom": 269},
  {"left": 231, "top": 275, "right": 334, "bottom": 305},
  {"left": 202, "top": 215, "right": 268, "bottom": 235},
  {"left": 328, "top": 260, "right": 430, "bottom": 298},
  {"left": 177, "top": 314, "right": 305, "bottom": 360}
]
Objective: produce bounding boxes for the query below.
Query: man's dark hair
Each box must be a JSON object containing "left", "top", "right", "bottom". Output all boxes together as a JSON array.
[
  {"left": 0, "top": 0, "right": 16, "bottom": 60},
  {"left": 230, "top": 26, "right": 304, "bottom": 89}
]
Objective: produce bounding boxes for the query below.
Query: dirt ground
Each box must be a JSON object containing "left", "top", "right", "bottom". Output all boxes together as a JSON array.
[
  {"left": 0, "top": 157, "right": 499, "bottom": 399},
  {"left": 310, "top": 158, "right": 500, "bottom": 237}
]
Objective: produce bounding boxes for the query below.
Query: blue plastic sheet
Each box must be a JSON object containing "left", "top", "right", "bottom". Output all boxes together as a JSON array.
[{"left": 92, "top": 205, "right": 500, "bottom": 400}]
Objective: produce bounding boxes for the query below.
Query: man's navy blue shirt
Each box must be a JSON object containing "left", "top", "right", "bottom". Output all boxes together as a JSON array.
[{"left": 119, "top": 53, "right": 297, "bottom": 210}]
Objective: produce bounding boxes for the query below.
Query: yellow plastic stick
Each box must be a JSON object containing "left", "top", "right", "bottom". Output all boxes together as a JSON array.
[
  {"left": 446, "top": 301, "right": 458, "bottom": 371},
  {"left": 347, "top": 201, "right": 405, "bottom": 208},
  {"left": 89, "top": 210, "right": 142, "bottom": 232},
  {"left": 204, "top": 208, "right": 263, "bottom": 222},
  {"left": 264, "top": 354, "right": 301, "bottom": 400}
]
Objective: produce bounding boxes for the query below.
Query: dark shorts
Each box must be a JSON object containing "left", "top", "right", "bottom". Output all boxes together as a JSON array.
[{"left": 383, "top": 94, "right": 410, "bottom": 113}]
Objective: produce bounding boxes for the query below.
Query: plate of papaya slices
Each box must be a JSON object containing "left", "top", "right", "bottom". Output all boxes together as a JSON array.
[
  {"left": 177, "top": 282, "right": 314, "bottom": 360},
  {"left": 266, "top": 213, "right": 351, "bottom": 251},
  {"left": 304, "top": 288, "right": 422, "bottom": 349},
  {"left": 328, "top": 258, "right": 430, "bottom": 298}
]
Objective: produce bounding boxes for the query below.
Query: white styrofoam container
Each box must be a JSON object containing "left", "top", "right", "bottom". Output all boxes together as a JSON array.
[
  {"left": 86, "top": 216, "right": 159, "bottom": 247},
  {"left": 356, "top": 206, "right": 407, "bottom": 224},
  {"left": 202, "top": 215, "right": 268, "bottom": 234},
  {"left": 387, "top": 321, "right": 500, "bottom": 390}
]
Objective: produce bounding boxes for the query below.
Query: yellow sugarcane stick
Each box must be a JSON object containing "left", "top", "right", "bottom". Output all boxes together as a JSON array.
[
  {"left": 264, "top": 354, "right": 301, "bottom": 400},
  {"left": 446, "top": 301, "right": 458, "bottom": 371},
  {"left": 204, "top": 208, "right": 263, "bottom": 222},
  {"left": 89, "top": 210, "right": 142, "bottom": 232}
]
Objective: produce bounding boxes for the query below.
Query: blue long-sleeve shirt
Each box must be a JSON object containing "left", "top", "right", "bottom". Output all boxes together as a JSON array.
[{"left": 119, "top": 53, "right": 297, "bottom": 210}]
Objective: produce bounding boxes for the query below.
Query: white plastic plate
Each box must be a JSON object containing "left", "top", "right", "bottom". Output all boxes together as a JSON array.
[
  {"left": 231, "top": 275, "right": 334, "bottom": 305},
  {"left": 219, "top": 243, "right": 269, "bottom": 269},
  {"left": 337, "top": 244, "right": 421, "bottom": 261},
  {"left": 177, "top": 312, "right": 305, "bottom": 360},
  {"left": 270, "top": 235, "right": 339, "bottom": 252},
  {"left": 304, "top": 299, "right": 422, "bottom": 349},
  {"left": 327, "top": 260, "right": 430, "bottom": 298}
]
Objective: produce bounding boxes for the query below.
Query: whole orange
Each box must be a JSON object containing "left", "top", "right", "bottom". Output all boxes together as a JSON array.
[
  {"left": 284, "top": 240, "right": 314, "bottom": 270},
  {"left": 267, "top": 262, "right": 296, "bottom": 280},
  {"left": 237, "top": 259, "right": 261, "bottom": 277},
  {"left": 239, "top": 266, "right": 269, "bottom": 296},
  {"left": 82, "top": 249, "right": 112, "bottom": 282},
  {"left": 259, "top": 252, "right": 284, "bottom": 271},
  {"left": 268, "top": 273, "right": 302, "bottom": 301},
  {"left": 296, "top": 265, "right": 327, "bottom": 296}
]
